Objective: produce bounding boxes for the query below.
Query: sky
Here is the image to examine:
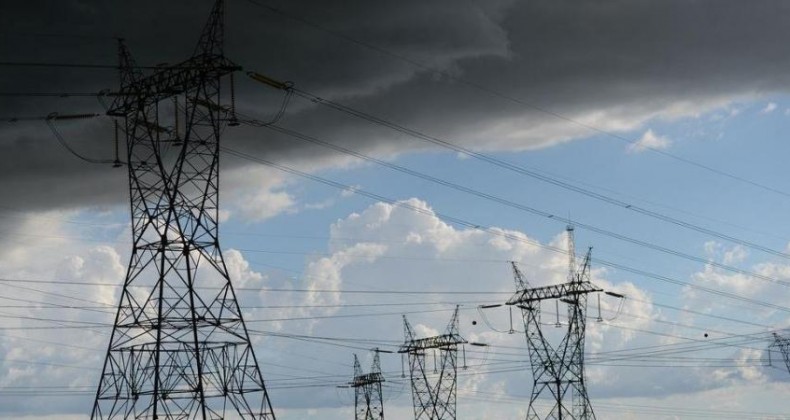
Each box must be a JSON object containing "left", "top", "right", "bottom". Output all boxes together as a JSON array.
[{"left": 3, "top": 0, "right": 790, "bottom": 418}]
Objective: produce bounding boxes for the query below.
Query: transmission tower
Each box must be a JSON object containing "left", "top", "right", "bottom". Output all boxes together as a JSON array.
[
  {"left": 506, "top": 226, "right": 601, "bottom": 420},
  {"left": 769, "top": 332, "right": 790, "bottom": 374},
  {"left": 399, "top": 306, "right": 467, "bottom": 420},
  {"left": 351, "top": 350, "right": 386, "bottom": 420},
  {"left": 91, "top": 1, "right": 276, "bottom": 418}
]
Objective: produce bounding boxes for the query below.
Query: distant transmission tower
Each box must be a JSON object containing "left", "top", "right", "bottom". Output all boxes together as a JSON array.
[
  {"left": 507, "top": 226, "right": 601, "bottom": 420},
  {"left": 769, "top": 332, "right": 790, "bottom": 374},
  {"left": 351, "top": 349, "right": 386, "bottom": 420},
  {"left": 91, "top": 1, "right": 276, "bottom": 418},
  {"left": 400, "top": 306, "right": 467, "bottom": 420}
]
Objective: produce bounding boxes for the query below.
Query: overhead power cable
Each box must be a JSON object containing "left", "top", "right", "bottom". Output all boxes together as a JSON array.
[
  {"left": 0, "top": 277, "right": 775, "bottom": 355},
  {"left": 241, "top": 0, "right": 790, "bottom": 200},
  {"left": 44, "top": 112, "right": 122, "bottom": 166},
  {"left": 2, "top": 112, "right": 123, "bottom": 166},
  {"left": 0, "top": 92, "right": 106, "bottom": 97},
  {"left": 459, "top": 388, "right": 785, "bottom": 419},
  {"left": 255, "top": 82, "right": 790, "bottom": 261},
  {"left": 220, "top": 146, "right": 790, "bottom": 315},
  {"left": 0, "top": 297, "right": 775, "bottom": 381},
  {"left": 0, "top": 275, "right": 774, "bottom": 338},
  {"left": 242, "top": 120, "right": 790, "bottom": 289},
  {"left": 0, "top": 61, "right": 238, "bottom": 71}
]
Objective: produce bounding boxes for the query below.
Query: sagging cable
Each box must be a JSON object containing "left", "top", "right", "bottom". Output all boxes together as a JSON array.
[
  {"left": 245, "top": 71, "right": 294, "bottom": 126},
  {"left": 45, "top": 112, "right": 124, "bottom": 167}
]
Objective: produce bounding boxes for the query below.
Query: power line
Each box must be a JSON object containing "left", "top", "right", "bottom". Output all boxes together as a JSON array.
[
  {"left": 0, "top": 277, "right": 512, "bottom": 294},
  {"left": 0, "top": 61, "right": 238, "bottom": 71},
  {"left": 246, "top": 121, "right": 790, "bottom": 290},
  {"left": 0, "top": 92, "right": 104, "bottom": 97},
  {"left": 271, "top": 86, "right": 790, "bottom": 261},
  {"left": 0, "top": 267, "right": 783, "bottom": 339},
  {"left": 459, "top": 389, "right": 786, "bottom": 419},
  {"left": 0, "top": 61, "right": 124, "bottom": 70},
  {"left": 0, "top": 303, "right": 773, "bottom": 373},
  {"left": 0, "top": 31, "right": 116, "bottom": 40},
  {"left": 241, "top": 0, "right": 790, "bottom": 200},
  {"left": 220, "top": 147, "right": 790, "bottom": 316},
  {"left": 0, "top": 289, "right": 772, "bottom": 355}
]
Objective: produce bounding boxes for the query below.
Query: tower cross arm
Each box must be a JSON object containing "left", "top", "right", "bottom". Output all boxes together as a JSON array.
[
  {"left": 772, "top": 333, "right": 790, "bottom": 350},
  {"left": 352, "top": 372, "right": 386, "bottom": 387},
  {"left": 398, "top": 333, "right": 467, "bottom": 353},
  {"left": 107, "top": 55, "right": 241, "bottom": 117},
  {"left": 506, "top": 280, "right": 602, "bottom": 305}
]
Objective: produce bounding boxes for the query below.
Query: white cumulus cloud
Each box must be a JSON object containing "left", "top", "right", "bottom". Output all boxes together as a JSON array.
[
  {"left": 761, "top": 102, "right": 778, "bottom": 113},
  {"left": 627, "top": 129, "right": 672, "bottom": 154}
]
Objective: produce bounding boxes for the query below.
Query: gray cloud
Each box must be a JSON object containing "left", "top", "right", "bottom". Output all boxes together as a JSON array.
[{"left": 2, "top": 0, "right": 790, "bottom": 211}]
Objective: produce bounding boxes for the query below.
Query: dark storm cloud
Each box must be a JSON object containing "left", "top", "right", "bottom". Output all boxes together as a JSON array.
[{"left": 2, "top": 0, "right": 790, "bottom": 211}]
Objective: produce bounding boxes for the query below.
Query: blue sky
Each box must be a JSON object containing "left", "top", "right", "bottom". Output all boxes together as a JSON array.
[
  {"left": 4, "top": 95, "right": 789, "bottom": 418},
  {"left": 4, "top": 1, "right": 790, "bottom": 419}
]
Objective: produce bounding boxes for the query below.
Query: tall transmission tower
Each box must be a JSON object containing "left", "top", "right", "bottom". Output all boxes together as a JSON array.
[
  {"left": 91, "top": 1, "right": 276, "bottom": 418},
  {"left": 399, "top": 306, "right": 467, "bottom": 420},
  {"left": 769, "top": 332, "right": 790, "bottom": 374},
  {"left": 351, "top": 350, "right": 386, "bottom": 420},
  {"left": 506, "top": 226, "right": 601, "bottom": 420}
]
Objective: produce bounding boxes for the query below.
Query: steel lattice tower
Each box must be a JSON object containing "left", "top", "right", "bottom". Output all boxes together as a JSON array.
[
  {"left": 351, "top": 350, "right": 386, "bottom": 420},
  {"left": 399, "top": 306, "right": 467, "bottom": 420},
  {"left": 769, "top": 332, "right": 790, "bottom": 374},
  {"left": 506, "top": 227, "right": 601, "bottom": 420},
  {"left": 91, "top": 1, "right": 276, "bottom": 418}
]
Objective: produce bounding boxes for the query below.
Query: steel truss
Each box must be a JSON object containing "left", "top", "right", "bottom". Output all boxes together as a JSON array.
[
  {"left": 769, "top": 332, "right": 790, "bottom": 374},
  {"left": 352, "top": 350, "right": 386, "bottom": 420},
  {"left": 400, "top": 307, "right": 467, "bottom": 420},
  {"left": 507, "top": 227, "right": 601, "bottom": 420},
  {"left": 91, "top": 1, "right": 275, "bottom": 418}
]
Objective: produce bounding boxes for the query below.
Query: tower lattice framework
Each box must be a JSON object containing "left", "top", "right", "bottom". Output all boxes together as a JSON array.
[
  {"left": 399, "top": 306, "right": 466, "bottom": 420},
  {"left": 769, "top": 332, "right": 790, "bottom": 374},
  {"left": 351, "top": 350, "right": 385, "bottom": 420},
  {"left": 91, "top": 1, "right": 276, "bottom": 418},
  {"left": 506, "top": 227, "right": 601, "bottom": 420}
]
